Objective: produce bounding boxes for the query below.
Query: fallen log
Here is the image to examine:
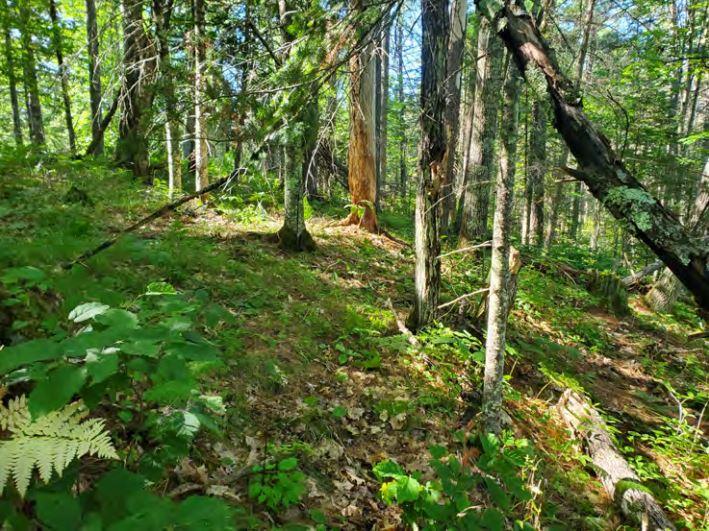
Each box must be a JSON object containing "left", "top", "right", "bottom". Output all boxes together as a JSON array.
[
  {"left": 622, "top": 261, "right": 663, "bottom": 287},
  {"left": 557, "top": 389, "right": 675, "bottom": 530}
]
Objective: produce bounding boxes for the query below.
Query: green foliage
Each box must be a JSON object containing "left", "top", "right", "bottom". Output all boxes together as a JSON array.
[
  {"left": 373, "top": 434, "right": 534, "bottom": 530},
  {"left": 249, "top": 456, "right": 307, "bottom": 510},
  {"left": 0, "top": 396, "right": 117, "bottom": 497}
]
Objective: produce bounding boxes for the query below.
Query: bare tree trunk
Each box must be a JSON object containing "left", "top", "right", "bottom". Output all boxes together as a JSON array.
[
  {"left": 482, "top": 60, "right": 521, "bottom": 435},
  {"left": 377, "top": 25, "right": 390, "bottom": 206},
  {"left": 345, "top": 1, "right": 378, "bottom": 232},
  {"left": 85, "top": 0, "right": 103, "bottom": 155},
  {"left": 527, "top": 99, "right": 547, "bottom": 246},
  {"left": 193, "top": 0, "right": 208, "bottom": 191},
  {"left": 458, "top": 16, "right": 504, "bottom": 242},
  {"left": 481, "top": 0, "right": 709, "bottom": 312},
  {"left": 589, "top": 199, "right": 602, "bottom": 251},
  {"left": 48, "top": 0, "right": 77, "bottom": 155},
  {"left": 1, "top": 0, "right": 23, "bottom": 146},
  {"left": 407, "top": 0, "right": 449, "bottom": 331},
  {"left": 395, "top": 16, "right": 407, "bottom": 200},
  {"left": 18, "top": 3, "right": 44, "bottom": 146},
  {"left": 153, "top": 0, "right": 182, "bottom": 194},
  {"left": 116, "top": 0, "right": 154, "bottom": 177},
  {"left": 440, "top": 0, "right": 467, "bottom": 233}
]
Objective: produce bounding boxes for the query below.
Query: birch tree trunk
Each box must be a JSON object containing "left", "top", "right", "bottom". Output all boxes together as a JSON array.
[
  {"left": 482, "top": 60, "right": 521, "bottom": 435},
  {"left": 458, "top": 17, "right": 504, "bottom": 243},
  {"left": 48, "top": 0, "right": 77, "bottom": 155},
  {"left": 345, "top": 2, "right": 379, "bottom": 232},
  {"left": 440, "top": 0, "right": 467, "bottom": 233},
  {"left": 18, "top": 3, "right": 45, "bottom": 146},
  {"left": 477, "top": 0, "right": 709, "bottom": 312},
  {"left": 1, "top": 0, "right": 23, "bottom": 146},
  {"left": 193, "top": 0, "right": 208, "bottom": 192},
  {"left": 407, "top": 0, "right": 449, "bottom": 331},
  {"left": 85, "top": 0, "right": 103, "bottom": 155}
]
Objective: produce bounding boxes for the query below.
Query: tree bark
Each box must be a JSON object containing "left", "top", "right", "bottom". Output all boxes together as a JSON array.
[
  {"left": 527, "top": 99, "right": 547, "bottom": 246},
  {"left": 558, "top": 390, "right": 676, "bottom": 530},
  {"left": 193, "top": 0, "right": 208, "bottom": 191},
  {"left": 395, "top": 15, "right": 407, "bottom": 199},
  {"left": 85, "top": 0, "right": 103, "bottom": 155},
  {"left": 646, "top": 158, "right": 709, "bottom": 311},
  {"left": 1, "top": 0, "right": 23, "bottom": 146},
  {"left": 482, "top": 60, "right": 521, "bottom": 435},
  {"left": 440, "top": 0, "right": 467, "bottom": 233},
  {"left": 18, "top": 3, "right": 44, "bottom": 146},
  {"left": 458, "top": 16, "right": 504, "bottom": 243},
  {"left": 116, "top": 0, "right": 155, "bottom": 178},
  {"left": 407, "top": 0, "right": 449, "bottom": 331},
  {"left": 478, "top": 0, "right": 709, "bottom": 312},
  {"left": 376, "top": 24, "right": 390, "bottom": 207},
  {"left": 153, "top": 0, "right": 182, "bottom": 194},
  {"left": 48, "top": 0, "right": 77, "bottom": 155},
  {"left": 345, "top": 1, "right": 378, "bottom": 232}
]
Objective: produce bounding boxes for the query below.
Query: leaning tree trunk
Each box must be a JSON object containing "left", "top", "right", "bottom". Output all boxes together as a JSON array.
[
  {"left": 482, "top": 60, "right": 521, "bottom": 435},
  {"left": 116, "top": 0, "right": 156, "bottom": 178},
  {"left": 478, "top": 0, "right": 709, "bottom": 312},
  {"left": 85, "top": 0, "right": 103, "bottom": 155},
  {"left": 18, "top": 3, "right": 44, "bottom": 146},
  {"left": 440, "top": 0, "right": 467, "bottom": 233},
  {"left": 407, "top": 0, "right": 449, "bottom": 331},
  {"left": 458, "top": 16, "right": 504, "bottom": 243},
  {"left": 646, "top": 157, "right": 709, "bottom": 311},
  {"left": 193, "top": 0, "right": 208, "bottom": 192},
  {"left": 1, "top": 0, "right": 23, "bottom": 146},
  {"left": 49, "top": 0, "right": 77, "bottom": 155},
  {"left": 345, "top": 5, "right": 379, "bottom": 232},
  {"left": 558, "top": 390, "right": 676, "bottom": 530}
]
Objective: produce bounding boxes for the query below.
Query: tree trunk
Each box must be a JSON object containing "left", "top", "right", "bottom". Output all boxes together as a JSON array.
[
  {"left": 116, "top": 0, "right": 154, "bottom": 177},
  {"left": 276, "top": 0, "right": 315, "bottom": 251},
  {"left": 440, "top": 0, "right": 467, "bottom": 233},
  {"left": 395, "top": 16, "right": 407, "bottom": 200},
  {"left": 407, "top": 0, "right": 449, "bottom": 331},
  {"left": 85, "top": 0, "right": 103, "bottom": 155},
  {"left": 48, "top": 0, "right": 77, "bottom": 155},
  {"left": 193, "top": 0, "right": 208, "bottom": 191},
  {"left": 376, "top": 24, "right": 390, "bottom": 207},
  {"left": 1, "top": 0, "right": 23, "bottom": 146},
  {"left": 527, "top": 99, "right": 547, "bottom": 246},
  {"left": 18, "top": 3, "right": 44, "bottom": 146},
  {"left": 646, "top": 157, "right": 709, "bottom": 311},
  {"left": 153, "top": 0, "right": 182, "bottom": 194},
  {"left": 345, "top": 3, "right": 378, "bottom": 232},
  {"left": 458, "top": 16, "right": 504, "bottom": 243},
  {"left": 558, "top": 390, "right": 676, "bottom": 530},
  {"left": 479, "top": 0, "right": 709, "bottom": 312},
  {"left": 482, "top": 60, "right": 521, "bottom": 435}
]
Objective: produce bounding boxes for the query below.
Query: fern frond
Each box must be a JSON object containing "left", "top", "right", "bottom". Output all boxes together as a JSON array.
[{"left": 0, "top": 395, "right": 118, "bottom": 497}]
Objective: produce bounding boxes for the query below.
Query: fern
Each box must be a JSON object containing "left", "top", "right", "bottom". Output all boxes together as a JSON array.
[{"left": 0, "top": 395, "right": 118, "bottom": 497}]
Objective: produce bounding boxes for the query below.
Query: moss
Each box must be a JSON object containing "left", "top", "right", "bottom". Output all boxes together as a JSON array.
[{"left": 276, "top": 225, "right": 316, "bottom": 252}]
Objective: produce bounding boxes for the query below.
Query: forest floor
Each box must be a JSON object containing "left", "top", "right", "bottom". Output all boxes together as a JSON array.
[{"left": 1, "top": 156, "right": 707, "bottom": 530}]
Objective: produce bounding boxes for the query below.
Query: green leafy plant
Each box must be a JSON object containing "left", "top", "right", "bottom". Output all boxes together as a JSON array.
[
  {"left": 249, "top": 456, "right": 307, "bottom": 510},
  {"left": 374, "top": 434, "right": 534, "bottom": 530}
]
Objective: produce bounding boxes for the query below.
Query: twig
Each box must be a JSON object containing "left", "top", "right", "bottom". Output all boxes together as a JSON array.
[
  {"left": 437, "top": 288, "right": 489, "bottom": 310},
  {"left": 438, "top": 241, "right": 491, "bottom": 259}
]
